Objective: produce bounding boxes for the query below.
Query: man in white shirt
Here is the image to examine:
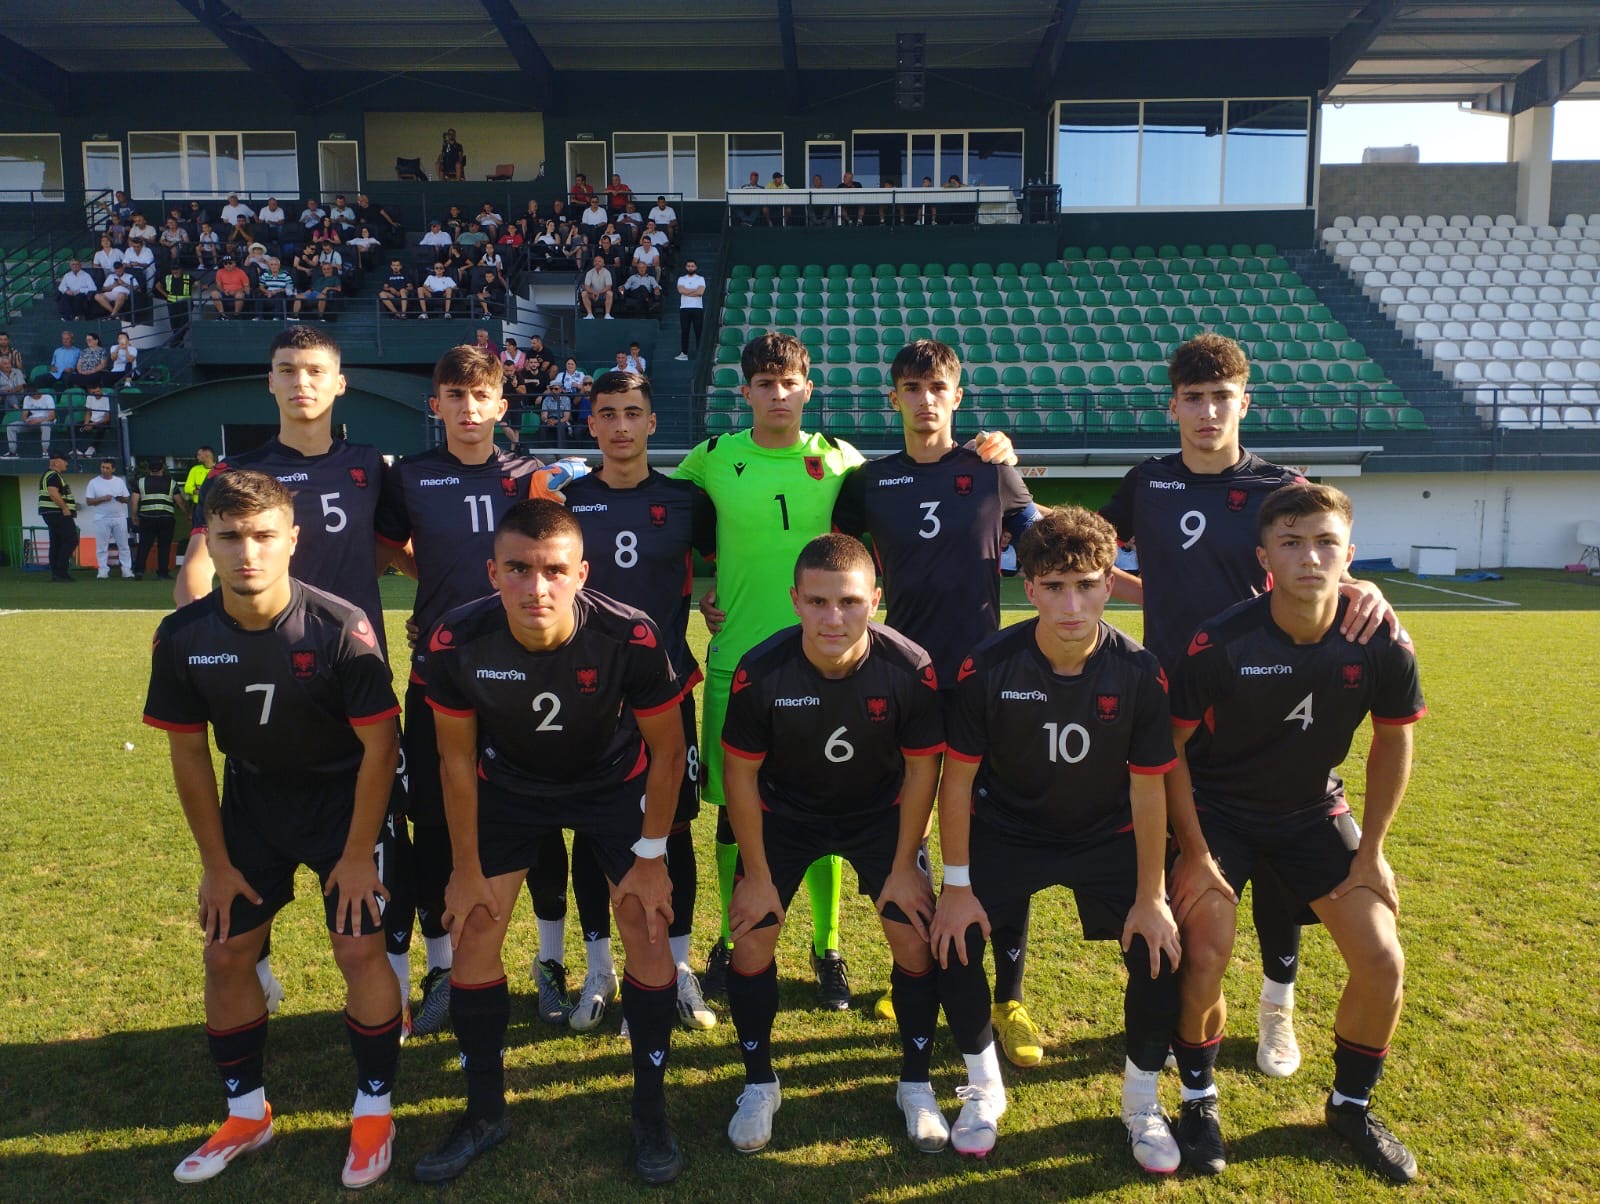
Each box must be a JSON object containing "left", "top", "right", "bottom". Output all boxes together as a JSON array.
[
  {"left": 82, "top": 457, "right": 136, "bottom": 578},
  {"left": 220, "top": 195, "right": 255, "bottom": 227},
  {"left": 258, "top": 198, "right": 288, "bottom": 229},
  {"left": 582, "top": 256, "right": 615, "bottom": 319},
  {"left": 580, "top": 197, "right": 609, "bottom": 236},
  {"left": 122, "top": 239, "right": 156, "bottom": 286},
  {"left": 94, "top": 266, "right": 139, "bottom": 319},
  {"left": 625, "top": 341, "right": 648, "bottom": 375},
  {"left": 476, "top": 203, "right": 503, "bottom": 232},
  {"left": 5, "top": 391, "right": 54, "bottom": 457},
  {"left": 420, "top": 221, "right": 453, "bottom": 251},
  {"left": 631, "top": 238, "right": 661, "bottom": 280},
  {"left": 647, "top": 197, "right": 678, "bottom": 239},
  {"left": 56, "top": 260, "right": 98, "bottom": 319},
  {"left": 675, "top": 258, "right": 706, "bottom": 360},
  {"left": 418, "top": 261, "right": 459, "bottom": 318},
  {"left": 329, "top": 195, "right": 358, "bottom": 232},
  {"left": 299, "top": 198, "right": 327, "bottom": 230}
]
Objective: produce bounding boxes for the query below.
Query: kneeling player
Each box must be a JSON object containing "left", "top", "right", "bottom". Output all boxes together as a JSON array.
[
  {"left": 144, "top": 470, "right": 403, "bottom": 1189},
  {"left": 415, "top": 500, "right": 688, "bottom": 1186},
  {"left": 1166, "top": 483, "right": 1423, "bottom": 1183},
  {"left": 930, "top": 507, "right": 1183, "bottom": 1167},
  {"left": 722, "top": 534, "right": 948, "bottom": 1154}
]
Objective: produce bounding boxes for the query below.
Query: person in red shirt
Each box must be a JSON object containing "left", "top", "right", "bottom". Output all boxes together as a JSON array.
[
  {"left": 605, "top": 173, "right": 632, "bottom": 214},
  {"left": 570, "top": 173, "right": 595, "bottom": 207},
  {"left": 208, "top": 256, "right": 254, "bottom": 318}
]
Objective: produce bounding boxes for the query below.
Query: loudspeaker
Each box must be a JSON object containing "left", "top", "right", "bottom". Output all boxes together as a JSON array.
[{"left": 895, "top": 32, "right": 925, "bottom": 112}]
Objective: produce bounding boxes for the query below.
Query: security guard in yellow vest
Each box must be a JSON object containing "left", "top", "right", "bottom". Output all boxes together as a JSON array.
[
  {"left": 131, "top": 458, "right": 179, "bottom": 580},
  {"left": 156, "top": 263, "right": 195, "bottom": 346},
  {"left": 39, "top": 452, "right": 78, "bottom": 582}
]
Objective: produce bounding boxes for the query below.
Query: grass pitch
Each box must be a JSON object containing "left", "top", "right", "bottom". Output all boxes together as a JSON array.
[{"left": 1, "top": 568, "right": 1597, "bottom": 1200}]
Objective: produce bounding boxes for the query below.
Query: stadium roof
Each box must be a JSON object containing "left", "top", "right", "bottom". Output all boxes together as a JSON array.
[{"left": 2, "top": 0, "right": 1596, "bottom": 112}]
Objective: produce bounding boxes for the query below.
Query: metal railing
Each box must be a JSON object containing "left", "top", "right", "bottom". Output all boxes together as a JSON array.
[{"left": 724, "top": 186, "right": 1020, "bottom": 229}]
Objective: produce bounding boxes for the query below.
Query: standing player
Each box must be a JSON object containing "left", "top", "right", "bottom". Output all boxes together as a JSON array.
[
  {"left": 929, "top": 508, "right": 1182, "bottom": 1169},
  {"left": 374, "top": 345, "right": 585, "bottom": 1037},
  {"left": 1165, "top": 484, "right": 1423, "bottom": 1183},
  {"left": 1100, "top": 332, "right": 1395, "bottom": 1077},
  {"left": 414, "top": 500, "right": 688, "bottom": 1186},
  {"left": 144, "top": 470, "right": 403, "bottom": 1188},
  {"left": 833, "top": 337, "right": 1038, "bottom": 1038},
  {"left": 721, "top": 535, "right": 948, "bottom": 1155},
  {"left": 558, "top": 369, "right": 717, "bottom": 1032}
]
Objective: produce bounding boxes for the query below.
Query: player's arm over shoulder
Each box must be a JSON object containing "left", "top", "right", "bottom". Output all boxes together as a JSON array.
[{"left": 673, "top": 437, "right": 713, "bottom": 486}]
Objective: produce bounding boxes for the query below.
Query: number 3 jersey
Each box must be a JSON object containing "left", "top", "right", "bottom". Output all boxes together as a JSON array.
[
  {"left": 1169, "top": 594, "right": 1425, "bottom": 819},
  {"left": 946, "top": 619, "right": 1176, "bottom": 841},
  {"left": 721, "top": 623, "right": 944, "bottom": 821},
  {"left": 194, "top": 438, "right": 388, "bottom": 658},
  {"left": 423, "top": 590, "right": 686, "bottom": 800},
  {"left": 1100, "top": 451, "right": 1302, "bottom": 671},
  {"left": 142, "top": 580, "right": 400, "bottom": 775}
]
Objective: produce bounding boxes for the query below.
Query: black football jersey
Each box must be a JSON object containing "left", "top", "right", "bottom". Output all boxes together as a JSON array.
[
  {"left": 194, "top": 438, "right": 388, "bottom": 658},
  {"left": 947, "top": 619, "right": 1175, "bottom": 839},
  {"left": 1169, "top": 595, "right": 1425, "bottom": 818},
  {"left": 834, "top": 448, "right": 1035, "bottom": 685},
  {"left": 424, "top": 589, "right": 683, "bottom": 799},
  {"left": 721, "top": 623, "right": 944, "bottom": 821},
  {"left": 563, "top": 471, "right": 715, "bottom": 683},
  {"left": 376, "top": 447, "right": 554, "bottom": 677},
  {"left": 1100, "top": 452, "right": 1303, "bottom": 671},
  {"left": 142, "top": 580, "right": 399, "bottom": 774}
]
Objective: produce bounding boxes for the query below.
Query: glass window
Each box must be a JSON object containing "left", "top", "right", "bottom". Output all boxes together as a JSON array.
[
  {"left": 215, "top": 134, "right": 242, "bottom": 194},
  {"left": 966, "top": 130, "right": 1023, "bottom": 191},
  {"left": 242, "top": 133, "right": 298, "bottom": 194},
  {"left": 129, "top": 132, "right": 182, "bottom": 198},
  {"left": 0, "top": 134, "right": 63, "bottom": 199},
  {"left": 852, "top": 132, "right": 906, "bottom": 187},
  {"left": 911, "top": 134, "right": 937, "bottom": 189},
  {"left": 697, "top": 134, "right": 726, "bottom": 198},
  {"left": 939, "top": 133, "right": 965, "bottom": 184},
  {"left": 727, "top": 133, "right": 782, "bottom": 188},
  {"left": 1058, "top": 103, "right": 1139, "bottom": 207},
  {"left": 1140, "top": 101, "right": 1224, "bottom": 207},
  {"left": 806, "top": 142, "right": 844, "bottom": 187},
  {"left": 82, "top": 141, "right": 124, "bottom": 197},
  {"left": 672, "top": 135, "right": 697, "bottom": 199},
  {"left": 615, "top": 133, "right": 670, "bottom": 198},
  {"left": 1223, "top": 99, "right": 1309, "bottom": 205}
]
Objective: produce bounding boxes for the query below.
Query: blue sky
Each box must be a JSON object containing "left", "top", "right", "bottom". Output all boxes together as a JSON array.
[{"left": 1320, "top": 100, "right": 1600, "bottom": 163}]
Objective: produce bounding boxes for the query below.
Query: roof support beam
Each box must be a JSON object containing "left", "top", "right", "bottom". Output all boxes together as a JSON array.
[
  {"left": 478, "top": 0, "right": 556, "bottom": 110},
  {"left": 1323, "top": 0, "right": 1403, "bottom": 98},
  {"left": 776, "top": 0, "right": 803, "bottom": 114},
  {"left": 1030, "top": 0, "right": 1085, "bottom": 106},
  {"left": 0, "top": 33, "right": 76, "bottom": 114},
  {"left": 172, "top": 0, "right": 310, "bottom": 109},
  {"left": 1473, "top": 29, "right": 1600, "bottom": 114}
]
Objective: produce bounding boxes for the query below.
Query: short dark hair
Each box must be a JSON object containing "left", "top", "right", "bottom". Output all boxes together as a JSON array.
[
  {"left": 741, "top": 332, "right": 810, "bottom": 383},
  {"left": 890, "top": 339, "right": 962, "bottom": 388},
  {"left": 433, "top": 345, "right": 503, "bottom": 394},
  {"left": 496, "top": 498, "right": 583, "bottom": 552},
  {"left": 1015, "top": 507, "right": 1117, "bottom": 579},
  {"left": 204, "top": 469, "right": 293, "bottom": 525},
  {"left": 793, "top": 533, "right": 875, "bottom": 586},
  {"left": 1256, "top": 482, "right": 1353, "bottom": 542},
  {"left": 269, "top": 324, "right": 342, "bottom": 365},
  {"left": 99, "top": 457, "right": 117, "bottom": 468},
  {"left": 196, "top": 445, "right": 215, "bottom": 456},
  {"left": 1169, "top": 333, "right": 1249, "bottom": 390},
  {"left": 592, "top": 369, "right": 652, "bottom": 407}
]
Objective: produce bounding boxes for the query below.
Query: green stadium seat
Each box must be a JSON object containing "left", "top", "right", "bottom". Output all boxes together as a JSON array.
[
  {"left": 825, "top": 367, "right": 853, "bottom": 389},
  {"left": 1299, "top": 407, "right": 1330, "bottom": 433},
  {"left": 966, "top": 345, "right": 993, "bottom": 364},
  {"left": 1329, "top": 407, "right": 1359, "bottom": 433},
  {"left": 707, "top": 390, "right": 739, "bottom": 412},
  {"left": 712, "top": 367, "right": 741, "bottom": 388},
  {"left": 1398, "top": 406, "right": 1428, "bottom": 431},
  {"left": 825, "top": 347, "right": 851, "bottom": 365},
  {"left": 1364, "top": 407, "right": 1397, "bottom": 432},
  {"left": 705, "top": 411, "right": 736, "bottom": 436},
  {"left": 1266, "top": 409, "right": 1297, "bottom": 435},
  {"left": 857, "top": 366, "right": 883, "bottom": 389}
]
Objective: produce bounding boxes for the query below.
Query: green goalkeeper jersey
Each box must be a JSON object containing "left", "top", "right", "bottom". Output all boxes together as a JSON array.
[{"left": 676, "top": 427, "right": 864, "bottom": 673}]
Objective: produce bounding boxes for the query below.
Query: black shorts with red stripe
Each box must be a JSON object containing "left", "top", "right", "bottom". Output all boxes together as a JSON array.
[
  {"left": 970, "top": 810, "right": 1143, "bottom": 941},
  {"left": 1194, "top": 796, "right": 1362, "bottom": 912},
  {"left": 737, "top": 805, "right": 908, "bottom": 929},
  {"left": 475, "top": 775, "right": 644, "bottom": 885}
]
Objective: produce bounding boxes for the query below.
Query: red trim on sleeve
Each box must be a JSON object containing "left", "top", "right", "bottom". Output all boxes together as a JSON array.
[
  {"left": 1372, "top": 708, "right": 1426, "bottom": 726},
  {"left": 350, "top": 704, "right": 402, "bottom": 727},
  {"left": 634, "top": 680, "right": 691, "bottom": 719},
  {"left": 1171, "top": 716, "right": 1202, "bottom": 730},
  {"left": 944, "top": 747, "right": 983, "bottom": 764},
  {"left": 901, "top": 743, "right": 946, "bottom": 758},
  {"left": 409, "top": 669, "right": 425, "bottom": 686},
  {"left": 680, "top": 667, "right": 705, "bottom": 692},
  {"left": 374, "top": 532, "right": 406, "bottom": 549},
  {"left": 143, "top": 715, "right": 206, "bottom": 733},
  {"left": 1129, "top": 757, "right": 1178, "bottom": 776},
  {"left": 426, "top": 697, "right": 475, "bottom": 718},
  {"left": 720, "top": 740, "right": 765, "bottom": 762}
]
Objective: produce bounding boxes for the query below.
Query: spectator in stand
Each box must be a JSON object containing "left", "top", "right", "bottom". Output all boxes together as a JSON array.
[
  {"left": 549, "top": 198, "right": 570, "bottom": 228},
  {"left": 555, "top": 356, "right": 586, "bottom": 395},
  {"left": 456, "top": 220, "right": 489, "bottom": 253},
  {"left": 80, "top": 386, "right": 112, "bottom": 444},
  {"left": 735, "top": 170, "right": 763, "bottom": 225},
  {"left": 499, "top": 337, "right": 527, "bottom": 388},
  {"left": 580, "top": 196, "right": 609, "bottom": 240},
  {"left": 156, "top": 260, "right": 196, "bottom": 345},
  {"left": 626, "top": 341, "right": 647, "bottom": 374},
  {"left": 570, "top": 172, "right": 595, "bottom": 207},
  {"left": 225, "top": 216, "right": 255, "bottom": 256},
  {"left": 539, "top": 384, "right": 572, "bottom": 448},
  {"left": 312, "top": 216, "right": 343, "bottom": 246},
  {"left": 420, "top": 220, "right": 453, "bottom": 253},
  {"left": 294, "top": 261, "right": 344, "bottom": 320},
  {"left": 620, "top": 262, "right": 662, "bottom": 318},
  {"left": 476, "top": 202, "right": 503, "bottom": 233},
  {"left": 220, "top": 194, "right": 255, "bottom": 227},
  {"left": 185, "top": 200, "right": 211, "bottom": 230},
  {"left": 764, "top": 170, "right": 790, "bottom": 226},
  {"left": 298, "top": 197, "right": 327, "bottom": 233},
  {"left": 675, "top": 258, "right": 705, "bottom": 361},
  {"left": 443, "top": 204, "right": 468, "bottom": 236},
  {"left": 476, "top": 243, "right": 506, "bottom": 276},
  {"left": 525, "top": 334, "right": 552, "bottom": 366},
  {"left": 356, "top": 193, "right": 404, "bottom": 246},
  {"left": 647, "top": 196, "right": 678, "bottom": 240},
  {"left": 605, "top": 173, "right": 631, "bottom": 214},
  {"left": 581, "top": 256, "right": 615, "bottom": 320},
  {"left": 518, "top": 199, "right": 541, "bottom": 236},
  {"left": 418, "top": 260, "right": 458, "bottom": 318},
  {"left": 528, "top": 219, "right": 561, "bottom": 269},
  {"left": 329, "top": 194, "right": 358, "bottom": 235},
  {"left": 208, "top": 255, "right": 253, "bottom": 318},
  {"left": 618, "top": 202, "right": 644, "bottom": 233},
  {"left": 108, "top": 331, "right": 138, "bottom": 381},
  {"left": 105, "top": 213, "right": 129, "bottom": 249},
  {"left": 195, "top": 222, "right": 221, "bottom": 269},
  {"left": 631, "top": 235, "right": 662, "bottom": 281},
  {"left": 0, "top": 333, "right": 22, "bottom": 375},
  {"left": 641, "top": 218, "right": 670, "bottom": 257},
  {"left": 159, "top": 217, "right": 191, "bottom": 265},
  {"left": 94, "top": 234, "right": 124, "bottom": 275},
  {"left": 495, "top": 221, "right": 524, "bottom": 258},
  {"left": 348, "top": 225, "right": 383, "bottom": 271},
  {"left": 378, "top": 257, "right": 415, "bottom": 318},
  {"left": 110, "top": 190, "right": 135, "bottom": 225},
  {"left": 72, "top": 333, "right": 110, "bottom": 388},
  {"left": 258, "top": 197, "right": 289, "bottom": 236},
  {"left": 0, "top": 353, "right": 27, "bottom": 406},
  {"left": 840, "top": 169, "right": 865, "bottom": 225},
  {"left": 243, "top": 242, "right": 272, "bottom": 276},
  {"left": 571, "top": 377, "right": 594, "bottom": 436},
  {"left": 257, "top": 256, "right": 296, "bottom": 319},
  {"left": 127, "top": 213, "right": 158, "bottom": 247},
  {"left": 123, "top": 237, "right": 156, "bottom": 287},
  {"left": 597, "top": 227, "right": 627, "bottom": 274},
  {"left": 314, "top": 239, "right": 345, "bottom": 282},
  {"left": 473, "top": 267, "right": 508, "bottom": 318},
  {"left": 442, "top": 242, "right": 474, "bottom": 284},
  {"left": 5, "top": 389, "right": 54, "bottom": 457},
  {"left": 49, "top": 331, "right": 82, "bottom": 381},
  {"left": 436, "top": 128, "right": 467, "bottom": 180},
  {"left": 466, "top": 327, "right": 501, "bottom": 359},
  {"left": 808, "top": 173, "right": 834, "bottom": 226},
  {"left": 57, "top": 260, "right": 99, "bottom": 319},
  {"left": 291, "top": 243, "right": 323, "bottom": 291}
]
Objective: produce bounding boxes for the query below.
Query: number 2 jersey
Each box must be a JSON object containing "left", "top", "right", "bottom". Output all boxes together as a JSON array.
[
  {"left": 1100, "top": 451, "right": 1303, "bottom": 671},
  {"left": 563, "top": 470, "right": 716, "bottom": 686},
  {"left": 423, "top": 589, "right": 686, "bottom": 801},
  {"left": 721, "top": 623, "right": 944, "bottom": 821},
  {"left": 194, "top": 437, "right": 388, "bottom": 659},
  {"left": 1169, "top": 594, "right": 1425, "bottom": 819},
  {"left": 142, "top": 579, "right": 400, "bottom": 775},
  {"left": 946, "top": 619, "right": 1176, "bottom": 841},
  {"left": 833, "top": 447, "right": 1035, "bottom": 686}
]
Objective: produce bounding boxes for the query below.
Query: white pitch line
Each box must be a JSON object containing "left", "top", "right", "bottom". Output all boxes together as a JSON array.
[{"left": 1379, "top": 577, "right": 1518, "bottom": 606}]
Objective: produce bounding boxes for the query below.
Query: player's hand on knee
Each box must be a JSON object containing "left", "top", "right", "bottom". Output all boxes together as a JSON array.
[
  {"left": 970, "top": 430, "right": 1018, "bottom": 466},
  {"left": 929, "top": 889, "right": 988, "bottom": 969},
  {"left": 197, "top": 865, "right": 263, "bottom": 945},
  {"left": 616, "top": 857, "right": 674, "bottom": 943},
  {"left": 1169, "top": 851, "right": 1237, "bottom": 922},
  {"left": 1337, "top": 579, "right": 1400, "bottom": 645},
  {"left": 442, "top": 868, "right": 499, "bottom": 948},
  {"left": 1328, "top": 850, "right": 1400, "bottom": 915},
  {"left": 1123, "top": 896, "right": 1182, "bottom": 978},
  {"left": 325, "top": 852, "right": 390, "bottom": 935},
  {"left": 877, "top": 865, "right": 936, "bottom": 942},
  {"left": 729, "top": 875, "right": 782, "bottom": 943},
  {"left": 697, "top": 587, "right": 726, "bottom": 633},
  {"left": 404, "top": 616, "right": 420, "bottom": 649}
]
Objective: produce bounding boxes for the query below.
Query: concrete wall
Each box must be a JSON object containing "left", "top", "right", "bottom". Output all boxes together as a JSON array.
[
  {"left": 1551, "top": 162, "right": 1600, "bottom": 223},
  {"left": 1317, "top": 164, "right": 1518, "bottom": 224},
  {"left": 1341, "top": 471, "right": 1600, "bottom": 569}
]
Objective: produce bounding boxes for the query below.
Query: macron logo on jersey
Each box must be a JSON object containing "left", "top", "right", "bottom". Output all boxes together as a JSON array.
[
  {"left": 878, "top": 475, "right": 915, "bottom": 487},
  {"left": 1147, "top": 480, "right": 1185, "bottom": 490},
  {"left": 1000, "top": 689, "right": 1048, "bottom": 701},
  {"left": 276, "top": 472, "right": 310, "bottom": 483},
  {"left": 1241, "top": 664, "right": 1294, "bottom": 676},
  {"left": 774, "top": 696, "right": 821, "bottom": 707},
  {"left": 570, "top": 503, "right": 609, "bottom": 513},
  {"left": 419, "top": 476, "right": 462, "bottom": 486},
  {"left": 476, "top": 668, "right": 527, "bottom": 681},
  {"left": 187, "top": 652, "right": 240, "bottom": 665}
]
